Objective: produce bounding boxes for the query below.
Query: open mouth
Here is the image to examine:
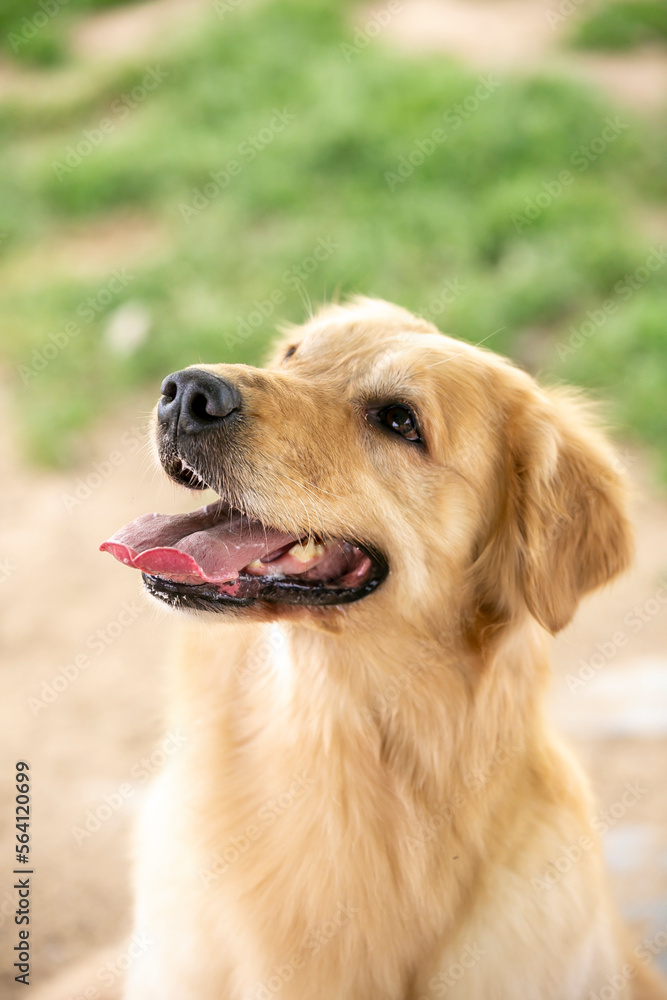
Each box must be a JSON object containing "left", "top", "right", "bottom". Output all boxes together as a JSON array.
[
  {"left": 100, "top": 500, "right": 387, "bottom": 611},
  {"left": 166, "top": 455, "right": 210, "bottom": 491}
]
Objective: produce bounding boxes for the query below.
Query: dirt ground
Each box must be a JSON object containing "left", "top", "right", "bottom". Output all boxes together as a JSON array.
[{"left": 0, "top": 382, "right": 190, "bottom": 997}]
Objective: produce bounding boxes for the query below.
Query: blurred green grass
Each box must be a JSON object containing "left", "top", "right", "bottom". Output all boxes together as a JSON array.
[
  {"left": 1, "top": 0, "right": 667, "bottom": 472},
  {"left": 0, "top": 0, "right": 127, "bottom": 64},
  {"left": 571, "top": 1, "right": 667, "bottom": 51}
]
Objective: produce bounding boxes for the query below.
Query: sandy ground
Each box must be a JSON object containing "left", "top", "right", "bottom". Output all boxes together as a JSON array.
[
  {"left": 0, "top": 375, "right": 666, "bottom": 997},
  {"left": 0, "top": 383, "right": 188, "bottom": 998}
]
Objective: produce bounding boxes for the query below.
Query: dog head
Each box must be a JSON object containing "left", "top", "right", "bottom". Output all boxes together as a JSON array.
[{"left": 101, "top": 299, "right": 633, "bottom": 642}]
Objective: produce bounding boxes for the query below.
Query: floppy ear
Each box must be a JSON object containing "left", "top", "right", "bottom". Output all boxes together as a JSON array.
[
  {"left": 513, "top": 389, "right": 634, "bottom": 633},
  {"left": 472, "top": 385, "right": 634, "bottom": 637}
]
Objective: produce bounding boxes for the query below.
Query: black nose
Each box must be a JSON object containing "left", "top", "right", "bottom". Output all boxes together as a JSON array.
[{"left": 158, "top": 369, "right": 241, "bottom": 436}]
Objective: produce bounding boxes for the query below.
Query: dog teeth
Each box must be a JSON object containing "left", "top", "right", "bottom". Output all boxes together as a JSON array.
[
  {"left": 288, "top": 540, "right": 325, "bottom": 562},
  {"left": 247, "top": 559, "right": 264, "bottom": 570}
]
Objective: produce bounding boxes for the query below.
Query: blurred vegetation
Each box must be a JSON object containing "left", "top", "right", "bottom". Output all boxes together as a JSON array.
[
  {"left": 0, "top": 0, "right": 666, "bottom": 473},
  {"left": 572, "top": 1, "right": 667, "bottom": 51},
  {"left": 0, "top": 0, "right": 127, "bottom": 65}
]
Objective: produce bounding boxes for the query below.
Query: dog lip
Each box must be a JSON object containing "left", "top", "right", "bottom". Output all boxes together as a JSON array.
[
  {"left": 164, "top": 454, "right": 210, "bottom": 491},
  {"left": 141, "top": 541, "right": 388, "bottom": 611}
]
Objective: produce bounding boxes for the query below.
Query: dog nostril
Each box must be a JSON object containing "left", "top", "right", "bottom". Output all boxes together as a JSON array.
[
  {"left": 161, "top": 378, "right": 178, "bottom": 402},
  {"left": 190, "top": 392, "right": 214, "bottom": 421}
]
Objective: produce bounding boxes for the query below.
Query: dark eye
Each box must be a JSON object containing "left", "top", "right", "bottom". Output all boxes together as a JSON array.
[
  {"left": 376, "top": 404, "right": 421, "bottom": 443},
  {"left": 283, "top": 345, "right": 297, "bottom": 361}
]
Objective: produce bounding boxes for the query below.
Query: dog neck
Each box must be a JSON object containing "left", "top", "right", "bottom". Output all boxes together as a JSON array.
[
  {"left": 175, "top": 612, "right": 549, "bottom": 815},
  {"left": 167, "top": 610, "right": 558, "bottom": 955}
]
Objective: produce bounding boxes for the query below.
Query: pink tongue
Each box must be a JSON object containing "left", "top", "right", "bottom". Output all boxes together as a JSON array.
[{"left": 100, "top": 502, "right": 296, "bottom": 585}]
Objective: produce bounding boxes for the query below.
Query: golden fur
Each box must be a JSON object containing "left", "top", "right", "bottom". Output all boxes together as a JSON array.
[{"left": 123, "top": 299, "right": 667, "bottom": 999}]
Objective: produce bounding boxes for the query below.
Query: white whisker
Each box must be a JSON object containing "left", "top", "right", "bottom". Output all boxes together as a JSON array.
[{"left": 426, "top": 328, "right": 505, "bottom": 368}]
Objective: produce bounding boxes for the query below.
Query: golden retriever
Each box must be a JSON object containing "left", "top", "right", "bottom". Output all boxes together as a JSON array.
[{"left": 101, "top": 298, "right": 667, "bottom": 1000}]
